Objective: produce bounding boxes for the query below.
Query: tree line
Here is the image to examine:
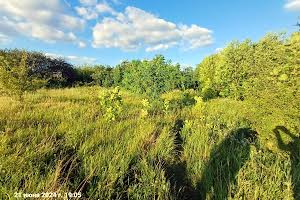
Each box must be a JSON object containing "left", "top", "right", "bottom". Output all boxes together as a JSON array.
[
  {"left": 0, "top": 32, "right": 299, "bottom": 110},
  {"left": 0, "top": 49, "right": 197, "bottom": 99}
]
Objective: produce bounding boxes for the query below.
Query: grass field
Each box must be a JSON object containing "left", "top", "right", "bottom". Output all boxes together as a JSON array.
[{"left": 0, "top": 86, "right": 299, "bottom": 199}]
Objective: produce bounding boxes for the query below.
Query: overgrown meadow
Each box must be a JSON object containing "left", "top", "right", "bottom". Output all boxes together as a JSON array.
[{"left": 0, "top": 33, "right": 299, "bottom": 200}]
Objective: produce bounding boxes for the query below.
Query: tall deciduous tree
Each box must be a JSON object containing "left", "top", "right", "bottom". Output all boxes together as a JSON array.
[
  {"left": 122, "top": 55, "right": 182, "bottom": 99},
  {"left": 0, "top": 52, "right": 45, "bottom": 100}
]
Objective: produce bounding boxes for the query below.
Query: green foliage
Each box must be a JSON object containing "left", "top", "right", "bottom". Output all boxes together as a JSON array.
[
  {"left": 92, "top": 65, "right": 114, "bottom": 87},
  {"left": 1, "top": 50, "right": 198, "bottom": 93},
  {"left": 196, "top": 40, "right": 255, "bottom": 100},
  {"left": 196, "top": 54, "right": 220, "bottom": 100},
  {"left": 180, "top": 66, "right": 198, "bottom": 90},
  {"left": 140, "top": 98, "right": 165, "bottom": 117},
  {"left": 99, "top": 87, "right": 123, "bottom": 121},
  {"left": 112, "top": 61, "right": 127, "bottom": 86},
  {"left": 196, "top": 33, "right": 299, "bottom": 149},
  {"left": 0, "top": 49, "right": 78, "bottom": 87},
  {"left": 0, "top": 52, "right": 45, "bottom": 100},
  {"left": 161, "top": 89, "right": 197, "bottom": 110},
  {"left": 74, "top": 65, "right": 96, "bottom": 85},
  {"left": 122, "top": 55, "right": 183, "bottom": 99},
  {"left": 243, "top": 33, "right": 300, "bottom": 148},
  {"left": 196, "top": 33, "right": 299, "bottom": 103},
  {"left": 140, "top": 99, "right": 151, "bottom": 118}
]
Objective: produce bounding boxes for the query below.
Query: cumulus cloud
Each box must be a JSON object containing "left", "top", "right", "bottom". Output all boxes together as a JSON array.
[
  {"left": 0, "top": 0, "right": 85, "bottom": 47},
  {"left": 75, "top": 6, "right": 98, "bottom": 20},
  {"left": 96, "top": 3, "right": 116, "bottom": 14},
  {"left": 76, "top": 2, "right": 116, "bottom": 20},
  {"left": 284, "top": 0, "right": 300, "bottom": 11},
  {"left": 45, "top": 53, "right": 97, "bottom": 64},
  {"left": 92, "top": 6, "right": 213, "bottom": 51}
]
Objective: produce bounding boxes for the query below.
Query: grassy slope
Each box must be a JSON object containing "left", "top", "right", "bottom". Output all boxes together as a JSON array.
[{"left": 0, "top": 87, "right": 298, "bottom": 199}]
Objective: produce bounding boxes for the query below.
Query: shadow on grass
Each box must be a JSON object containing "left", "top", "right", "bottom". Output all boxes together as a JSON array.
[
  {"left": 164, "top": 119, "right": 197, "bottom": 200},
  {"left": 195, "top": 128, "right": 257, "bottom": 200},
  {"left": 164, "top": 121, "right": 258, "bottom": 200},
  {"left": 111, "top": 156, "right": 140, "bottom": 200},
  {"left": 274, "top": 126, "right": 300, "bottom": 200}
]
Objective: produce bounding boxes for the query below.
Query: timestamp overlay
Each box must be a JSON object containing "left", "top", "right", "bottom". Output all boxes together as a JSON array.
[{"left": 13, "top": 192, "right": 82, "bottom": 199}]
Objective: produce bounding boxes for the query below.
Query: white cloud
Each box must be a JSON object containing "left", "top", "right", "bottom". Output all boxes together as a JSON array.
[
  {"left": 66, "top": 55, "right": 97, "bottom": 64},
  {"left": 146, "top": 44, "right": 174, "bottom": 52},
  {"left": 215, "top": 47, "right": 223, "bottom": 52},
  {"left": 284, "top": 0, "right": 300, "bottom": 11},
  {"left": 45, "top": 53, "right": 63, "bottom": 58},
  {"left": 45, "top": 53, "right": 97, "bottom": 64},
  {"left": 180, "top": 24, "right": 213, "bottom": 50},
  {"left": 0, "top": 0, "right": 85, "bottom": 47},
  {"left": 78, "top": 41, "right": 87, "bottom": 48},
  {"left": 96, "top": 2, "right": 116, "bottom": 14},
  {"left": 79, "top": 0, "right": 98, "bottom": 6},
  {"left": 76, "top": 2, "right": 116, "bottom": 21},
  {"left": 75, "top": 6, "right": 98, "bottom": 20},
  {"left": 0, "top": 33, "right": 12, "bottom": 44},
  {"left": 92, "top": 6, "right": 213, "bottom": 51},
  {"left": 0, "top": 17, "right": 81, "bottom": 44}
]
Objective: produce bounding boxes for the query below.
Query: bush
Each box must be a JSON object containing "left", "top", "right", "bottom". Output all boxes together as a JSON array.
[
  {"left": 0, "top": 49, "right": 78, "bottom": 88},
  {"left": 0, "top": 52, "right": 45, "bottom": 100},
  {"left": 140, "top": 99, "right": 151, "bottom": 118},
  {"left": 161, "top": 89, "right": 197, "bottom": 110},
  {"left": 99, "top": 87, "right": 123, "bottom": 121},
  {"left": 122, "top": 55, "right": 183, "bottom": 98}
]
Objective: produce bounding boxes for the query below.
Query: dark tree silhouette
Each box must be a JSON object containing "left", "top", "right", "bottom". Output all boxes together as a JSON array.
[{"left": 274, "top": 126, "right": 300, "bottom": 200}]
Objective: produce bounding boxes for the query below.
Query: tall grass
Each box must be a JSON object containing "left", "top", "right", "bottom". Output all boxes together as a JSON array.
[{"left": 0, "top": 87, "right": 298, "bottom": 199}]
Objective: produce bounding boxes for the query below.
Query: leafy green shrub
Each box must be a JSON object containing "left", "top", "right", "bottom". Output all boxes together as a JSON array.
[
  {"left": 195, "top": 32, "right": 299, "bottom": 152},
  {"left": 193, "top": 96, "right": 205, "bottom": 115},
  {"left": 122, "top": 55, "right": 183, "bottom": 98},
  {"left": 0, "top": 52, "right": 45, "bottom": 100},
  {"left": 0, "top": 49, "right": 78, "bottom": 88},
  {"left": 99, "top": 87, "right": 123, "bottom": 121},
  {"left": 140, "top": 99, "right": 150, "bottom": 118},
  {"left": 140, "top": 99, "right": 169, "bottom": 118},
  {"left": 161, "top": 89, "right": 197, "bottom": 110}
]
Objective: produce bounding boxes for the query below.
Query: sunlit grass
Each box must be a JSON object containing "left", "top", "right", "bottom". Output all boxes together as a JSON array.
[{"left": 0, "top": 87, "right": 298, "bottom": 199}]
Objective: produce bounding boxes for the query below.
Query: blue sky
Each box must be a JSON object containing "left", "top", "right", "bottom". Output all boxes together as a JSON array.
[{"left": 0, "top": 0, "right": 299, "bottom": 67}]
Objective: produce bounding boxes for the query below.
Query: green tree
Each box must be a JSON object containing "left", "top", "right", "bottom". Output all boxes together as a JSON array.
[
  {"left": 0, "top": 49, "right": 77, "bottom": 87},
  {"left": 244, "top": 33, "right": 300, "bottom": 131},
  {"left": 196, "top": 32, "right": 299, "bottom": 137},
  {"left": 218, "top": 40, "right": 254, "bottom": 99},
  {"left": 122, "top": 55, "right": 181, "bottom": 99},
  {"left": 196, "top": 54, "right": 221, "bottom": 99},
  {"left": 0, "top": 52, "right": 45, "bottom": 100},
  {"left": 92, "top": 65, "right": 114, "bottom": 87},
  {"left": 180, "top": 66, "right": 198, "bottom": 90},
  {"left": 75, "top": 65, "right": 96, "bottom": 85},
  {"left": 112, "top": 61, "right": 127, "bottom": 86}
]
